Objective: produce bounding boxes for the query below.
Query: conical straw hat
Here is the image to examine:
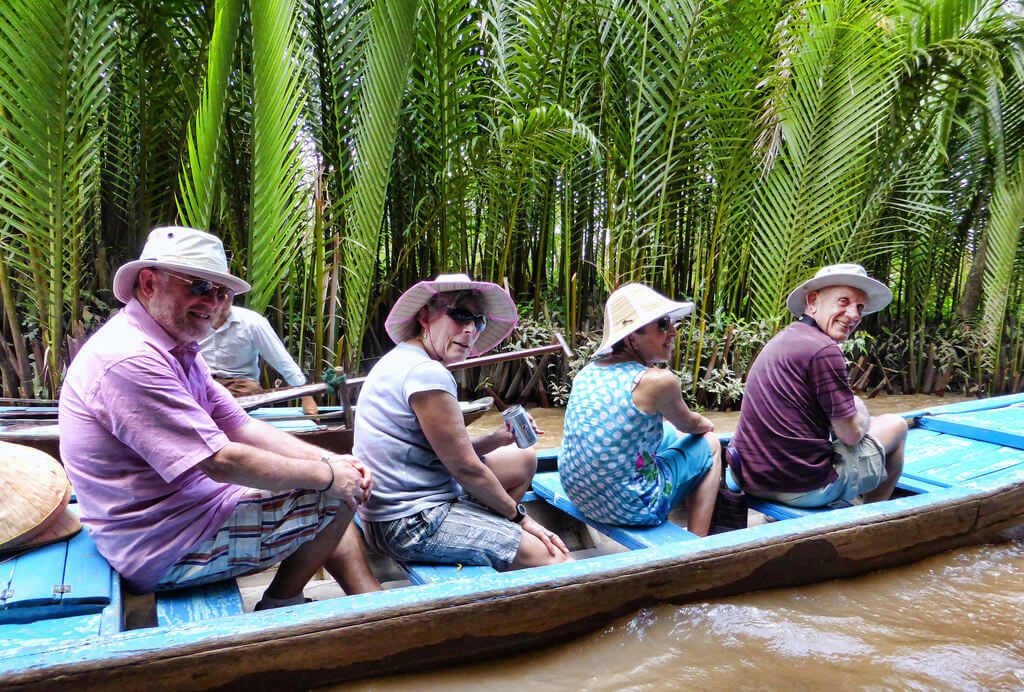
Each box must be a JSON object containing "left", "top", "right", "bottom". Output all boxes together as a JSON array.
[{"left": 0, "top": 441, "right": 81, "bottom": 554}]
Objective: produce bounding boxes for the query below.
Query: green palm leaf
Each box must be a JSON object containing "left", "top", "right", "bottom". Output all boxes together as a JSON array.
[
  {"left": 248, "top": 0, "right": 313, "bottom": 312},
  {"left": 0, "top": 0, "right": 118, "bottom": 390},
  {"left": 178, "top": 0, "right": 242, "bottom": 231},
  {"left": 342, "top": 0, "right": 419, "bottom": 366}
]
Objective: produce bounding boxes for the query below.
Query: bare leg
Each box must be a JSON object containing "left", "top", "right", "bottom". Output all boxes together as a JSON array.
[
  {"left": 863, "top": 414, "right": 907, "bottom": 503},
  {"left": 263, "top": 508, "right": 352, "bottom": 600},
  {"left": 481, "top": 444, "right": 537, "bottom": 501},
  {"left": 263, "top": 509, "right": 380, "bottom": 599},
  {"left": 324, "top": 523, "right": 382, "bottom": 593},
  {"left": 684, "top": 432, "right": 722, "bottom": 537}
]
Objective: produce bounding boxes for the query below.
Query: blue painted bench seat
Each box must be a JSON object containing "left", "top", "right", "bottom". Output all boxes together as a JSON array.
[
  {"left": 403, "top": 563, "right": 497, "bottom": 585},
  {"left": 155, "top": 580, "right": 245, "bottom": 626},
  {"left": 0, "top": 523, "right": 114, "bottom": 626},
  {"left": 530, "top": 472, "right": 699, "bottom": 548}
]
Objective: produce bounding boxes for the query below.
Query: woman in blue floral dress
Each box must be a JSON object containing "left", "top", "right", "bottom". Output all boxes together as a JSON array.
[{"left": 559, "top": 284, "right": 721, "bottom": 533}]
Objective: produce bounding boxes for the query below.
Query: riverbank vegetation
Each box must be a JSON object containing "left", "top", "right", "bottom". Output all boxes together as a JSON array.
[{"left": 1, "top": 0, "right": 1023, "bottom": 405}]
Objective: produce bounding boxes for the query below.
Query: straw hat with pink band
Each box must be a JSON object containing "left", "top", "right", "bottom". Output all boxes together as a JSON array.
[{"left": 384, "top": 273, "right": 518, "bottom": 357}]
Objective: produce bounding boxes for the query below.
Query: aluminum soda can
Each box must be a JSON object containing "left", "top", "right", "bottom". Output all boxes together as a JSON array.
[{"left": 502, "top": 405, "right": 537, "bottom": 448}]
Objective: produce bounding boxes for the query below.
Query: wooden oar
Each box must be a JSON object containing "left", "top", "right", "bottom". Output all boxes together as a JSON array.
[{"left": 237, "top": 333, "right": 574, "bottom": 411}]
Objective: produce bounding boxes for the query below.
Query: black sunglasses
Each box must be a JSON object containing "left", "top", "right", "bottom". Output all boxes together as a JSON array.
[
  {"left": 446, "top": 306, "right": 488, "bottom": 331},
  {"left": 164, "top": 271, "right": 233, "bottom": 301},
  {"left": 654, "top": 316, "right": 681, "bottom": 332}
]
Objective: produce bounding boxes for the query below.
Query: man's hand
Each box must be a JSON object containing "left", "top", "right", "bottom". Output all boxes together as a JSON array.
[
  {"left": 324, "top": 454, "right": 371, "bottom": 510},
  {"left": 520, "top": 515, "right": 569, "bottom": 556}
]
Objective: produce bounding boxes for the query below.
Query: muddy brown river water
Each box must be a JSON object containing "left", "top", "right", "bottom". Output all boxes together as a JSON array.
[{"left": 338, "top": 395, "right": 1024, "bottom": 690}]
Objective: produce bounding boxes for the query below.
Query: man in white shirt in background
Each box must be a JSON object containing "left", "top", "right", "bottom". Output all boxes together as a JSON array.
[{"left": 200, "top": 302, "right": 319, "bottom": 416}]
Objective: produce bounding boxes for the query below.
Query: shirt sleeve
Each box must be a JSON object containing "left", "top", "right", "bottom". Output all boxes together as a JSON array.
[
  {"left": 195, "top": 355, "right": 252, "bottom": 432},
  {"left": 403, "top": 359, "right": 457, "bottom": 403},
  {"left": 808, "top": 344, "right": 857, "bottom": 420},
  {"left": 90, "top": 353, "right": 234, "bottom": 483},
  {"left": 249, "top": 314, "right": 307, "bottom": 386}
]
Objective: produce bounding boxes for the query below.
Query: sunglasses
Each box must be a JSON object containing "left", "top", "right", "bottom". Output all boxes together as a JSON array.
[
  {"left": 653, "top": 316, "right": 681, "bottom": 333},
  {"left": 164, "top": 271, "right": 234, "bottom": 301},
  {"left": 446, "top": 306, "right": 488, "bottom": 331}
]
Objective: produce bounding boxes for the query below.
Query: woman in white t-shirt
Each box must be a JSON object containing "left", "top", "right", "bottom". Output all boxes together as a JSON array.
[{"left": 353, "top": 274, "right": 570, "bottom": 571}]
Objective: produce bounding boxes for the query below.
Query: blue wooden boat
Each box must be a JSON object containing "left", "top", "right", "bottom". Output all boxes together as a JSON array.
[{"left": 2, "top": 394, "right": 1023, "bottom": 690}]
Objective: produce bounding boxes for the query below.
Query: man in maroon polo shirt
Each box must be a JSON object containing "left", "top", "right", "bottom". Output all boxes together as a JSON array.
[{"left": 730, "top": 264, "right": 907, "bottom": 508}]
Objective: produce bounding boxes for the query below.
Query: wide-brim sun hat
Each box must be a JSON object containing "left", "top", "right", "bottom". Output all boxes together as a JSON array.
[
  {"left": 786, "top": 263, "right": 892, "bottom": 317},
  {"left": 594, "top": 283, "right": 694, "bottom": 357},
  {"left": 112, "top": 226, "right": 251, "bottom": 304},
  {"left": 0, "top": 441, "right": 82, "bottom": 555},
  {"left": 385, "top": 273, "right": 518, "bottom": 356}
]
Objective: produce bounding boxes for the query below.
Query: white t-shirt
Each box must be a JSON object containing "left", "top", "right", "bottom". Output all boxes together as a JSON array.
[
  {"left": 198, "top": 306, "right": 306, "bottom": 386},
  {"left": 354, "top": 342, "right": 461, "bottom": 522}
]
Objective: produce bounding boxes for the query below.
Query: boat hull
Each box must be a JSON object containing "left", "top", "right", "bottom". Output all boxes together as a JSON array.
[{"left": 4, "top": 475, "right": 1022, "bottom": 690}]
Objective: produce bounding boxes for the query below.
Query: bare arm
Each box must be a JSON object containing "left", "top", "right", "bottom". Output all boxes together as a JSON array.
[
  {"left": 830, "top": 396, "right": 871, "bottom": 446},
  {"left": 410, "top": 390, "right": 519, "bottom": 521},
  {"left": 197, "top": 418, "right": 370, "bottom": 509},
  {"left": 225, "top": 417, "right": 327, "bottom": 460},
  {"left": 633, "top": 368, "right": 713, "bottom": 434}
]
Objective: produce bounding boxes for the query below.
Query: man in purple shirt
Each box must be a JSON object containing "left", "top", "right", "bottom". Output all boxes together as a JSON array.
[
  {"left": 59, "top": 226, "right": 380, "bottom": 606},
  {"left": 730, "top": 264, "right": 907, "bottom": 508}
]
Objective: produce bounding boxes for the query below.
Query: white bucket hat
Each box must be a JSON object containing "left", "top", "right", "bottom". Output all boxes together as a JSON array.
[
  {"left": 786, "top": 263, "right": 892, "bottom": 317},
  {"left": 594, "top": 283, "right": 694, "bottom": 357},
  {"left": 112, "top": 226, "right": 251, "bottom": 304},
  {"left": 384, "top": 273, "right": 518, "bottom": 356}
]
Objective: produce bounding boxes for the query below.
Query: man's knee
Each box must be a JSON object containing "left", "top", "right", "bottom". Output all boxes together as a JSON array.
[{"left": 871, "top": 413, "right": 908, "bottom": 451}]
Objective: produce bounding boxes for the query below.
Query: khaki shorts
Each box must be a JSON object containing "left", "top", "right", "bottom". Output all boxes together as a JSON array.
[{"left": 757, "top": 435, "right": 887, "bottom": 508}]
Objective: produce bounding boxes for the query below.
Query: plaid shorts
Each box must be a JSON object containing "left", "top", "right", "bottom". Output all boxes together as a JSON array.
[
  {"left": 155, "top": 488, "right": 340, "bottom": 590},
  {"left": 362, "top": 496, "right": 522, "bottom": 571}
]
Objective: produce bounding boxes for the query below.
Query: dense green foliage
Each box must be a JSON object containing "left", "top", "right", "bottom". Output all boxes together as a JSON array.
[{"left": 0, "top": 0, "right": 1023, "bottom": 401}]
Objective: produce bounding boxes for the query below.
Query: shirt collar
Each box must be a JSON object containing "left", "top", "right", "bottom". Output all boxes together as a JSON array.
[{"left": 797, "top": 314, "right": 823, "bottom": 333}]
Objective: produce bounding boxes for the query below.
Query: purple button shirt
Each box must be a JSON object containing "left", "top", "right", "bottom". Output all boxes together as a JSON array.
[{"left": 59, "top": 299, "right": 251, "bottom": 592}]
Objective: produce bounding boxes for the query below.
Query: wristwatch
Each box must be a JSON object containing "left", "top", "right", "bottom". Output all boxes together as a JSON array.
[{"left": 510, "top": 503, "right": 527, "bottom": 524}]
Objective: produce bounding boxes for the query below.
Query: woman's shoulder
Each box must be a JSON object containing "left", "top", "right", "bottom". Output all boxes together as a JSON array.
[{"left": 635, "top": 365, "right": 680, "bottom": 391}]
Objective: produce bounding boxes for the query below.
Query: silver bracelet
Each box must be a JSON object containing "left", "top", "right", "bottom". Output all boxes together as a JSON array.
[{"left": 319, "top": 456, "right": 335, "bottom": 493}]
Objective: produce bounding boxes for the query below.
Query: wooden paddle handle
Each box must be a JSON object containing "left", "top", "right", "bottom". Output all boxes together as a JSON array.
[{"left": 237, "top": 334, "right": 574, "bottom": 411}]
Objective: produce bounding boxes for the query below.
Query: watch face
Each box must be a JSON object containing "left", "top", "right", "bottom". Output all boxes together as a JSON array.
[{"left": 515, "top": 503, "right": 527, "bottom": 522}]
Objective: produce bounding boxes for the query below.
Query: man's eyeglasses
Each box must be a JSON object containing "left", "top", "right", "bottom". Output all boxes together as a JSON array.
[
  {"left": 164, "top": 271, "right": 233, "bottom": 301},
  {"left": 653, "top": 316, "right": 681, "bottom": 333},
  {"left": 446, "top": 306, "right": 488, "bottom": 331}
]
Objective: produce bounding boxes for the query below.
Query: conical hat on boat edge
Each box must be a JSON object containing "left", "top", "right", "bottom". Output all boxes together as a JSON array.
[{"left": 0, "top": 440, "right": 82, "bottom": 554}]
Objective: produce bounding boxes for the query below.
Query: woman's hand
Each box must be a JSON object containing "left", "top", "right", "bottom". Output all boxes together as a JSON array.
[
  {"left": 521, "top": 516, "right": 569, "bottom": 556},
  {"left": 495, "top": 411, "right": 545, "bottom": 444}
]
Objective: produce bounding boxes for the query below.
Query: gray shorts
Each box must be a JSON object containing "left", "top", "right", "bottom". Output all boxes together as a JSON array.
[
  {"left": 363, "top": 496, "right": 522, "bottom": 570},
  {"left": 757, "top": 434, "right": 887, "bottom": 508}
]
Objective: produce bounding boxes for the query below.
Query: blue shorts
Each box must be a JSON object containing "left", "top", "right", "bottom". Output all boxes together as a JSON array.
[
  {"left": 655, "top": 422, "right": 714, "bottom": 519},
  {"left": 362, "top": 496, "right": 523, "bottom": 571}
]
